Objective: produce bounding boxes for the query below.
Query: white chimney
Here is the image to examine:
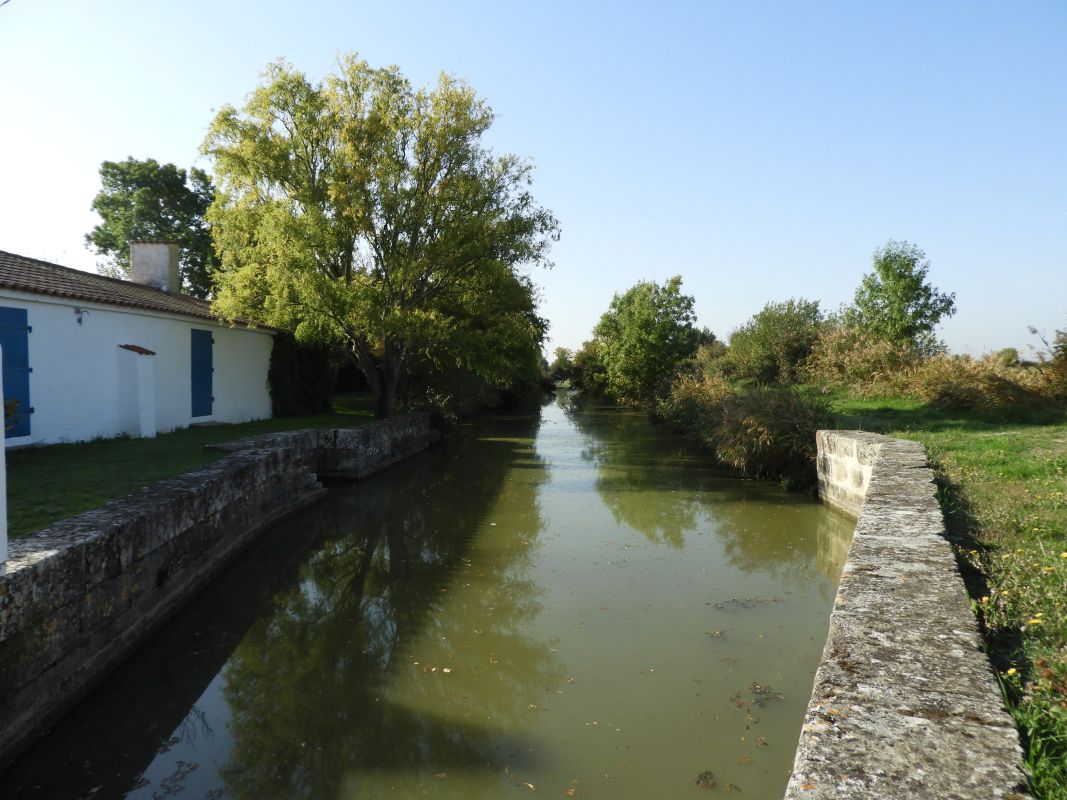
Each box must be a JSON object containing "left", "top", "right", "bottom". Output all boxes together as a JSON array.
[{"left": 130, "top": 241, "right": 181, "bottom": 293}]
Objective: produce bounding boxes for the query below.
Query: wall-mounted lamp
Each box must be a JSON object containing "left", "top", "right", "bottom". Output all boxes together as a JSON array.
[{"left": 73, "top": 307, "right": 89, "bottom": 325}]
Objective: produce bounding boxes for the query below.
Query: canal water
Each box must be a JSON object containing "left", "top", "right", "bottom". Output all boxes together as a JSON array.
[{"left": 4, "top": 396, "right": 852, "bottom": 799}]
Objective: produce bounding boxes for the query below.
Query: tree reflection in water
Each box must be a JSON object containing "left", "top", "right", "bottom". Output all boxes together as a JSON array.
[
  {"left": 0, "top": 400, "right": 853, "bottom": 800},
  {"left": 564, "top": 400, "right": 707, "bottom": 547},
  {"left": 220, "top": 411, "right": 564, "bottom": 800},
  {"left": 563, "top": 395, "right": 852, "bottom": 586}
]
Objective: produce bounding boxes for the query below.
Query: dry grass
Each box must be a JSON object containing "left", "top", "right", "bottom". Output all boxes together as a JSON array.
[
  {"left": 806, "top": 325, "right": 1066, "bottom": 413},
  {"left": 658, "top": 375, "right": 831, "bottom": 488}
]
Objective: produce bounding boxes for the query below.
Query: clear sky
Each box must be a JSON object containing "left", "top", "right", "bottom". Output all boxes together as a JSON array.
[{"left": 1, "top": 0, "right": 1064, "bottom": 355}]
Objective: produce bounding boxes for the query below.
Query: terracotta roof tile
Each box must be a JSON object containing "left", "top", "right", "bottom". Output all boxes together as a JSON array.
[{"left": 0, "top": 250, "right": 264, "bottom": 328}]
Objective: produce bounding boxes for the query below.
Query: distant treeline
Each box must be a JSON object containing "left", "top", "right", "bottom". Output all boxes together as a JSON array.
[{"left": 550, "top": 240, "right": 1066, "bottom": 488}]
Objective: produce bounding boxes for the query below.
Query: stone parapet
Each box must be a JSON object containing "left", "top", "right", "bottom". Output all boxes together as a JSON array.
[
  {"left": 0, "top": 414, "right": 429, "bottom": 766},
  {"left": 785, "top": 431, "right": 1028, "bottom": 799}
]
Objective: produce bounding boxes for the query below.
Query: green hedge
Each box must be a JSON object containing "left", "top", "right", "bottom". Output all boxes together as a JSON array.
[{"left": 267, "top": 333, "right": 336, "bottom": 417}]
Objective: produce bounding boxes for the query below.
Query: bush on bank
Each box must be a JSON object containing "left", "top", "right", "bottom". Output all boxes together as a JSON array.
[
  {"left": 724, "top": 298, "right": 824, "bottom": 384},
  {"left": 657, "top": 371, "right": 832, "bottom": 490},
  {"left": 804, "top": 324, "right": 1067, "bottom": 414}
]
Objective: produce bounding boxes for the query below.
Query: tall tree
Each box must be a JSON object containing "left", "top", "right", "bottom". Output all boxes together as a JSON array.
[
  {"left": 548, "top": 347, "right": 575, "bottom": 383},
  {"left": 592, "top": 276, "right": 702, "bottom": 406},
  {"left": 203, "top": 56, "right": 558, "bottom": 418},
  {"left": 85, "top": 158, "right": 216, "bottom": 298},
  {"left": 845, "top": 240, "right": 956, "bottom": 355}
]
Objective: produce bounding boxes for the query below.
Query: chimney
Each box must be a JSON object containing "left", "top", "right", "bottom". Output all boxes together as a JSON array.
[{"left": 130, "top": 241, "right": 181, "bottom": 293}]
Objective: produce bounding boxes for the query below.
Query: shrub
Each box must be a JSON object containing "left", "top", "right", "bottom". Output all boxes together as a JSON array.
[
  {"left": 656, "top": 372, "right": 733, "bottom": 444},
  {"left": 803, "top": 324, "right": 917, "bottom": 394},
  {"left": 725, "top": 298, "right": 823, "bottom": 384},
  {"left": 996, "top": 347, "right": 1020, "bottom": 368},
  {"left": 1036, "top": 329, "right": 1067, "bottom": 403},
  {"left": 712, "top": 386, "right": 833, "bottom": 488},
  {"left": 403, "top": 387, "right": 458, "bottom": 432},
  {"left": 659, "top": 375, "right": 831, "bottom": 489},
  {"left": 902, "top": 354, "right": 1063, "bottom": 412},
  {"left": 268, "top": 333, "right": 336, "bottom": 417}
]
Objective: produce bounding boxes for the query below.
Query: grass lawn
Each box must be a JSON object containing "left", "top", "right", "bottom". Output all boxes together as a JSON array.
[
  {"left": 5, "top": 393, "right": 376, "bottom": 540},
  {"left": 830, "top": 392, "right": 1067, "bottom": 799}
]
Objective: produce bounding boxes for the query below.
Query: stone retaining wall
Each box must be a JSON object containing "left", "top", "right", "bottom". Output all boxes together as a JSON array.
[
  {"left": 785, "top": 430, "right": 1028, "bottom": 799},
  {"left": 0, "top": 414, "right": 429, "bottom": 767}
]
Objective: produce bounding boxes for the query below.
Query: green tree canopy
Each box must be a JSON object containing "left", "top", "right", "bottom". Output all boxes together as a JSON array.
[
  {"left": 570, "top": 339, "right": 608, "bottom": 395},
  {"left": 202, "top": 55, "right": 558, "bottom": 417},
  {"left": 592, "top": 276, "right": 702, "bottom": 406},
  {"left": 85, "top": 157, "right": 216, "bottom": 298},
  {"left": 548, "top": 347, "right": 574, "bottom": 383},
  {"left": 845, "top": 240, "right": 956, "bottom": 355},
  {"left": 727, "top": 298, "right": 823, "bottom": 384}
]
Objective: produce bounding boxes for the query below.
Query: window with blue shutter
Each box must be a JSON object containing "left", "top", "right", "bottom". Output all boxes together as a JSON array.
[
  {"left": 0, "top": 306, "right": 32, "bottom": 438},
  {"left": 190, "top": 329, "right": 214, "bottom": 417}
]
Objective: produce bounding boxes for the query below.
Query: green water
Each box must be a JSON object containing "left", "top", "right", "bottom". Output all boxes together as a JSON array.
[{"left": 4, "top": 396, "right": 852, "bottom": 799}]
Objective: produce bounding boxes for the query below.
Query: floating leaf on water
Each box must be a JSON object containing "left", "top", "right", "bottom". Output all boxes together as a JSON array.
[{"left": 694, "top": 770, "right": 716, "bottom": 788}]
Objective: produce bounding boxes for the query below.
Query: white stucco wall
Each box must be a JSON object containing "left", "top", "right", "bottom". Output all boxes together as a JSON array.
[{"left": 0, "top": 290, "right": 273, "bottom": 446}]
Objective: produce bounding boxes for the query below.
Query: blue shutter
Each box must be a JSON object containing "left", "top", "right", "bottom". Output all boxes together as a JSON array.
[
  {"left": 0, "top": 306, "right": 32, "bottom": 438},
  {"left": 190, "top": 329, "right": 214, "bottom": 417}
]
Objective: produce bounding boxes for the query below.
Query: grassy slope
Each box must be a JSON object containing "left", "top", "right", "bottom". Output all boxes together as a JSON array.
[
  {"left": 6, "top": 393, "right": 376, "bottom": 539},
  {"left": 830, "top": 393, "right": 1067, "bottom": 798}
]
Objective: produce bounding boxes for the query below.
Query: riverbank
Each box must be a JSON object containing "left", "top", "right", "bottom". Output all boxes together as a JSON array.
[
  {"left": 788, "top": 429, "right": 1026, "bottom": 797},
  {"left": 830, "top": 394, "right": 1067, "bottom": 799},
  {"left": 0, "top": 415, "right": 429, "bottom": 769},
  {"left": 5, "top": 393, "right": 375, "bottom": 538}
]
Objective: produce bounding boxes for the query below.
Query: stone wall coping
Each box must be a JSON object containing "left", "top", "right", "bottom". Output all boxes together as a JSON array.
[{"left": 785, "top": 430, "right": 1029, "bottom": 799}]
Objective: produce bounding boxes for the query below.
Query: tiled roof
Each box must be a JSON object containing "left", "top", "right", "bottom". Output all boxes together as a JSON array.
[{"left": 0, "top": 249, "right": 260, "bottom": 327}]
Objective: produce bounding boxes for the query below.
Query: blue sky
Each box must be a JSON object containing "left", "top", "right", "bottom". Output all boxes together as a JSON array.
[{"left": 1, "top": 0, "right": 1064, "bottom": 355}]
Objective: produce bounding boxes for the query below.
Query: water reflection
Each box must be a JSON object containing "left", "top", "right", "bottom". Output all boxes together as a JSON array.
[
  {"left": 2, "top": 400, "right": 853, "bottom": 800},
  {"left": 219, "top": 415, "right": 561, "bottom": 799},
  {"left": 564, "top": 401, "right": 707, "bottom": 547},
  {"left": 564, "top": 396, "right": 853, "bottom": 585}
]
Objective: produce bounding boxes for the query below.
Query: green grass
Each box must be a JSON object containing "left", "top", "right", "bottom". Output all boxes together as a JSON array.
[
  {"left": 6, "top": 393, "right": 376, "bottom": 539},
  {"left": 828, "top": 391, "right": 1067, "bottom": 798}
]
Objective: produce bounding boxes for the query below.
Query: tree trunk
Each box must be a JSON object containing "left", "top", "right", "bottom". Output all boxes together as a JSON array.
[{"left": 353, "top": 338, "right": 402, "bottom": 419}]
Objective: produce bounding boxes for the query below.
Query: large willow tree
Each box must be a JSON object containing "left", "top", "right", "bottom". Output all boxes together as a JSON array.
[{"left": 203, "top": 55, "right": 558, "bottom": 417}]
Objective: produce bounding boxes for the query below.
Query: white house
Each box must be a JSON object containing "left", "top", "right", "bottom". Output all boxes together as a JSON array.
[{"left": 0, "top": 242, "right": 274, "bottom": 447}]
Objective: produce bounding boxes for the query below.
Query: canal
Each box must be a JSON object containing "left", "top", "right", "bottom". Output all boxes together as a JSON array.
[{"left": 4, "top": 395, "right": 852, "bottom": 799}]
